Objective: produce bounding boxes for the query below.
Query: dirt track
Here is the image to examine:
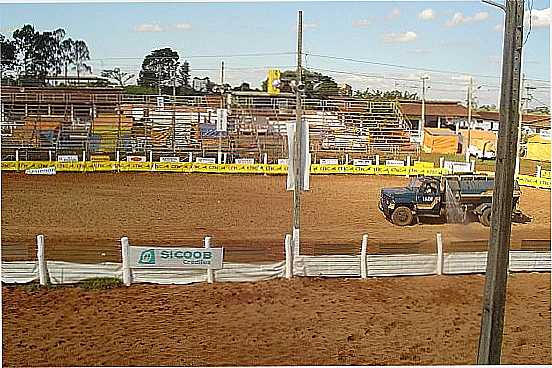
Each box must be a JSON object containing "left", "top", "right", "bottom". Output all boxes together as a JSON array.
[
  {"left": 1, "top": 172, "right": 550, "bottom": 262},
  {"left": 2, "top": 274, "right": 550, "bottom": 366}
]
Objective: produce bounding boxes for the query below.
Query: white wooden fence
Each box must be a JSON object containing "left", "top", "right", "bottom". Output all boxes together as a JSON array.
[{"left": 1, "top": 234, "right": 550, "bottom": 285}]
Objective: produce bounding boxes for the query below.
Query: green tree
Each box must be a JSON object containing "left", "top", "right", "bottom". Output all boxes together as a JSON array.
[
  {"left": 12, "top": 24, "right": 38, "bottom": 78},
  {"left": 138, "top": 48, "right": 180, "bottom": 92},
  {"left": 101, "top": 67, "right": 134, "bottom": 87}
]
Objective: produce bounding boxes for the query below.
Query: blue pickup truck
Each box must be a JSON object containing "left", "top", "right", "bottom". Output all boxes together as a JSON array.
[{"left": 378, "top": 175, "right": 523, "bottom": 226}]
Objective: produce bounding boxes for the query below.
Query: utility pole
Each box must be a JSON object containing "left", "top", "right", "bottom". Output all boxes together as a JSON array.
[
  {"left": 218, "top": 61, "right": 224, "bottom": 164},
  {"left": 292, "top": 10, "right": 303, "bottom": 254},
  {"left": 477, "top": 0, "right": 524, "bottom": 364},
  {"left": 420, "top": 75, "right": 429, "bottom": 142},
  {"left": 157, "top": 61, "right": 161, "bottom": 96},
  {"left": 465, "top": 76, "right": 473, "bottom": 162}
]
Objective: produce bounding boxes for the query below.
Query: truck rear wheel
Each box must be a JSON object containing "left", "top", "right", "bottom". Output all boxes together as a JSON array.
[
  {"left": 391, "top": 207, "right": 414, "bottom": 226},
  {"left": 479, "top": 207, "right": 492, "bottom": 227}
]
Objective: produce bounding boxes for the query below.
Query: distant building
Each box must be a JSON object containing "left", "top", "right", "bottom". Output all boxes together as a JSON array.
[
  {"left": 338, "top": 84, "right": 352, "bottom": 97},
  {"left": 193, "top": 77, "right": 211, "bottom": 93}
]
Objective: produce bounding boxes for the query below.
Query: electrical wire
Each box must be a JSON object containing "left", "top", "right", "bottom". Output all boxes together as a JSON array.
[{"left": 304, "top": 52, "right": 550, "bottom": 83}]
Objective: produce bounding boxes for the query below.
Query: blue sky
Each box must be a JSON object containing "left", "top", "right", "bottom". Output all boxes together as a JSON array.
[{"left": 1, "top": 1, "right": 550, "bottom": 106}]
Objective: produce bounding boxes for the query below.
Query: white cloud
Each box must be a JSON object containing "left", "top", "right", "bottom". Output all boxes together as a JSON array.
[
  {"left": 352, "top": 19, "right": 371, "bottom": 28},
  {"left": 493, "top": 24, "right": 503, "bottom": 32},
  {"left": 418, "top": 9, "right": 435, "bottom": 21},
  {"left": 383, "top": 31, "right": 417, "bottom": 43},
  {"left": 134, "top": 24, "right": 164, "bottom": 32},
  {"left": 386, "top": 8, "right": 400, "bottom": 20},
  {"left": 175, "top": 23, "right": 192, "bottom": 31},
  {"left": 408, "top": 49, "right": 431, "bottom": 55},
  {"left": 446, "top": 11, "right": 489, "bottom": 27},
  {"left": 526, "top": 8, "right": 552, "bottom": 28}
]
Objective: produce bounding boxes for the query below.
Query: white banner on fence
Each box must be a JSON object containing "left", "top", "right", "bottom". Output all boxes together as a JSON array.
[
  {"left": 129, "top": 246, "right": 224, "bottom": 269},
  {"left": 320, "top": 158, "right": 339, "bottom": 165},
  {"left": 216, "top": 108, "right": 228, "bottom": 132},
  {"left": 25, "top": 167, "right": 56, "bottom": 175},
  {"left": 353, "top": 159, "right": 373, "bottom": 166},
  {"left": 286, "top": 122, "right": 310, "bottom": 191},
  {"left": 444, "top": 161, "right": 472, "bottom": 173},
  {"left": 235, "top": 158, "right": 255, "bottom": 164},
  {"left": 196, "top": 157, "right": 216, "bottom": 164},
  {"left": 127, "top": 155, "right": 147, "bottom": 162},
  {"left": 385, "top": 160, "right": 405, "bottom": 167},
  {"left": 159, "top": 156, "right": 180, "bottom": 163},
  {"left": 57, "top": 155, "right": 79, "bottom": 162}
]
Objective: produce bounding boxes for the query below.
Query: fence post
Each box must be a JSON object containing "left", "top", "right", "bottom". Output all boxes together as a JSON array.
[
  {"left": 82, "top": 150, "right": 86, "bottom": 162},
  {"left": 149, "top": 151, "right": 153, "bottom": 162},
  {"left": 537, "top": 165, "right": 542, "bottom": 177},
  {"left": 205, "top": 236, "right": 214, "bottom": 283},
  {"left": 285, "top": 234, "right": 293, "bottom": 279},
  {"left": 439, "top": 157, "right": 444, "bottom": 168},
  {"left": 436, "top": 233, "right": 443, "bottom": 276},
  {"left": 470, "top": 159, "right": 476, "bottom": 173},
  {"left": 406, "top": 155, "right": 411, "bottom": 166},
  {"left": 345, "top": 153, "right": 349, "bottom": 165},
  {"left": 224, "top": 152, "right": 228, "bottom": 164},
  {"left": 121, "top": 237, "right": 131, "bottom": 286},
  {"left": 360, "top": 234, "right": 368, "bottom": 279},
  {"left": 36, "top": 234, "right": 49, "bottom": 286},
  {"left": 375, "top": 155, "right": 380, "bottom": 166},
  {"left": 188, "top": 152, "right": 193, "bottom": 163},
  {"left": 48, "top": 150, "right": 52, "bottom": 162},
  {"left": 15, "top": 149, "right": 19, "bottom": 162},
  {"left": 263, "top": 153, "right": 268, "bottom": 165}
]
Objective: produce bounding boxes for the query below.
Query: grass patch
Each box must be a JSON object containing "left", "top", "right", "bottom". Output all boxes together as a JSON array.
[{"left": 78, "top": 277, "right": 123, "bottom": 291}]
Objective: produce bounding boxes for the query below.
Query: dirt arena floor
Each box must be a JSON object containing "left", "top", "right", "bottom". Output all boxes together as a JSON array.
[
  {"left": 1, "top": 172, "right": 550, "bottom": 262},
  {"left": 2, "top": 273, "right": 550, "bottom": 366}
]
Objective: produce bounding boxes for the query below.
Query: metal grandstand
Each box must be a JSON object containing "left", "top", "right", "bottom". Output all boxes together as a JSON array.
[{"left": 0, "top": 88, "right": 417, "bottom": 162}]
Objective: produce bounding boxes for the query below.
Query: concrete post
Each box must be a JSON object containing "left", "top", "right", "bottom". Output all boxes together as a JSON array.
[
  {"left": 205, "top": 236, "right": 214, "bottom": 284},
  {"left": 360, "top": 234, "right": 368, "bottom": 279}
]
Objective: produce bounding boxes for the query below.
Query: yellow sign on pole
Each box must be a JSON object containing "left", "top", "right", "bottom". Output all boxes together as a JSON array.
[{"left": 267, "top": 69, "right": 281, "bottom": 95}]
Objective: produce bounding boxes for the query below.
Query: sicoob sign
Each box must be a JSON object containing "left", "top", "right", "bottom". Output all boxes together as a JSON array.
[{"left": 130, "top": 246, "right": 223, "bottom": 269}]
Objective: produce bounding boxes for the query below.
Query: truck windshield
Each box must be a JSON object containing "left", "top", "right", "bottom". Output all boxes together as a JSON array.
[{"left": 407, "top": 178, "right": 424, "bottom": 189}]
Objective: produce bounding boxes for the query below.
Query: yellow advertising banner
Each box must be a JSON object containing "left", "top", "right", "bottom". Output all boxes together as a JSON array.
[
  {"left": 413, "top": 161, "right": 435, "bottom": 168},
  {"left": 1, "top": 161, "right": 19, "bottom": 171},
  {"left": 152, "top": 162, "right": 191, "bottom": 172},
  {"left": 88, "top": 161, "right": 118, "bottom": 172},
  {"left": 119, "top": 161, "right": 153, "bottom": 172},
  {"left": 541, "top": 170, "right": 551, "bottom": 179},
  {"left": 19, "top": 161, "right": 55, "bottom": 171},
  {"left": 55, "top": 161, "right": 85, "bottom": 172},
  {"left": 516, "top": 175, "right": 551, "bottom": 189},
  {"left": 267, "top": 69, "right": 281, "bottom": 95}
]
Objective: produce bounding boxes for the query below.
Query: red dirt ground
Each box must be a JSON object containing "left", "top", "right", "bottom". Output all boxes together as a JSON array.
[
  {"left": 1, "top": 172, "right": 550, "bottom": 262},
  {"left": 2, "top": 273, "right": 550, "bottom": 366}
]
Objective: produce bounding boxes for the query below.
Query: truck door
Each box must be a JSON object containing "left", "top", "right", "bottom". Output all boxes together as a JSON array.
[{"left": 416, "top": 181, "right": 441, "bottom": 213}]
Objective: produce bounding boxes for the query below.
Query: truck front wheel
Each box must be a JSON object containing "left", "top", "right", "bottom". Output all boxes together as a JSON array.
[
  {"left": 391, "top": 206, "right": 414, "bottom": 226},
  {"left": 479, "top": 207, "right": 492, "bottom": 227}
]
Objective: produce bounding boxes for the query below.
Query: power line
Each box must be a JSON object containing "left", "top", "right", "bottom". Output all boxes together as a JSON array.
[
  {"left": 305, "top": 52, "right": 550, "bottom": 83},
  {"left": 306, "top": 66, "right": 501, "bottom": 88},
  {"left": 87, "top": 52, "right": 296, "bottom": 62}
]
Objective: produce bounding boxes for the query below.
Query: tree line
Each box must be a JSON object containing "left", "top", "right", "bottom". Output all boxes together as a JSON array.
[
  {"left": 1, "top": 24, "right": 421, "bottom": 100},
  {"left": 1, "top": 25, "right": 91, "bottom": 85}
]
